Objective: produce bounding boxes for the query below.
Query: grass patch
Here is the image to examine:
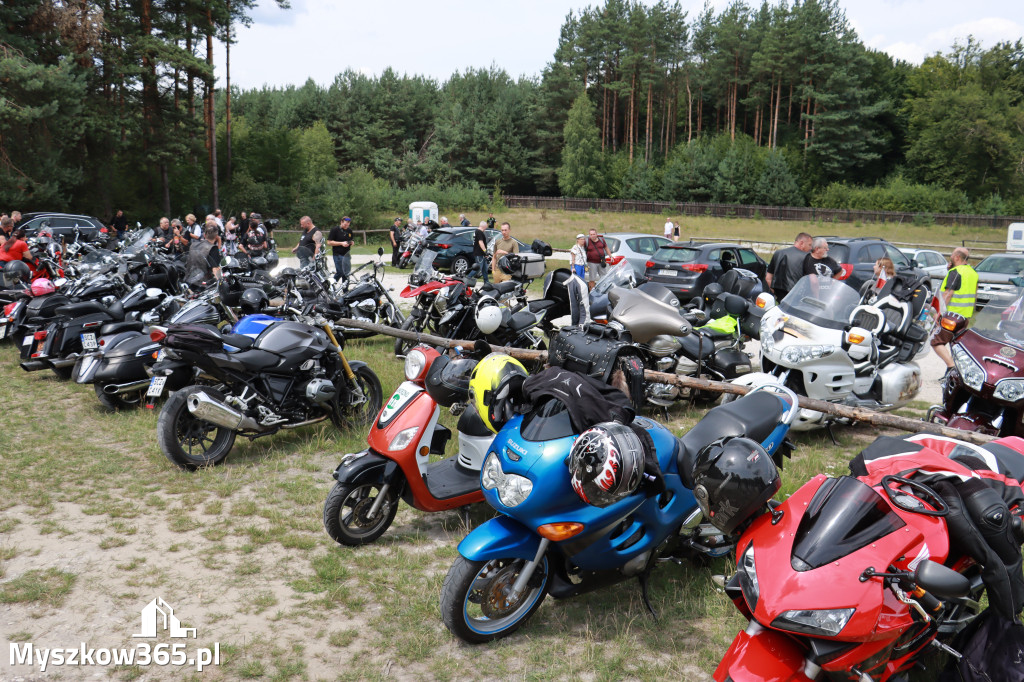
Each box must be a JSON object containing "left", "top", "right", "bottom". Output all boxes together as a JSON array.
[{"left": 0, "top": 568, "right": 76, "bottom": 606}]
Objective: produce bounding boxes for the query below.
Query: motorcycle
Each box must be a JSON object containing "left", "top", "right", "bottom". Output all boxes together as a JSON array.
[
  {"left": 438, "top": 380, "right": 799, "bottom": 643},
  {"left": 713, "top": 432, "right": 1024, "bottom": 681},
  {"left": 734, "top": 273, "right": 935, "bottom": 430},
  {"left": 393, "top": 251, "right": 463, "bottom": 356},
  {"left": 152, "top": 305, "right": 383, "bottom": 469},
  {"left": 330, "top": 248, "right": 404, "bottom": 338},
  {"left": 398, "top": 229, "right": 427, "bottom": 269},
  {"left": 928, "top": 283, "right": 1024, "bottom": 436},
  {"left": 323, "top": 345, "right": 494, "bottom": 545}
]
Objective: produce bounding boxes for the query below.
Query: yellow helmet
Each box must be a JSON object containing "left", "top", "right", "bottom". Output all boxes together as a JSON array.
[{"left": 469, "top": 353, "right": 528, "bottom": 433}]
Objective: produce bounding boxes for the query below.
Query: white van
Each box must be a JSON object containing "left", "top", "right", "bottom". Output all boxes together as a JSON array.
[{"left": 1007, "top": 222, "right": 1024, "bottom": 252}]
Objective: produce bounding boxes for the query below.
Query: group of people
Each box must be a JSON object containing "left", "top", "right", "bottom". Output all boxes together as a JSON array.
[
  {"left": 569, "top": 229, "right": 613, "bottom": 290},
  {"left": 0, "top": 211, "right": 30, "bottom": 275},
  {"left": 765, "top": 231, "right": 977, "bottom": 380}
]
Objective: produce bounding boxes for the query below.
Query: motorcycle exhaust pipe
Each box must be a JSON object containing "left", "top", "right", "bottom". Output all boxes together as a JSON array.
[
  {"left": 186, "top": 391, "right": 267, "bottom": 432},
  {"left": 50, "top": 354, "right": 80, "bottom": 368},
  {"left": 103, "top": 379, "right": 153, "bottom": 395}
]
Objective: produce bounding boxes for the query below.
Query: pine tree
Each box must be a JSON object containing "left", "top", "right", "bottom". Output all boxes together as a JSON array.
[{"left": 558, "top": 91, "right": 604, "bottom": 197}]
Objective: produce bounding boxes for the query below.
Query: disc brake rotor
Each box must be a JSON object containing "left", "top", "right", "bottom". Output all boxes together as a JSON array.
[{"left": 478, "top": 562, "right": 526, "bottom": 619}]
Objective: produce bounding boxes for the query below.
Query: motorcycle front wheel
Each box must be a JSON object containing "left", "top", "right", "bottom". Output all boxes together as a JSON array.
[
  {"left": 157, "top": 385, "right": 237, "bottom": 470},
  {"left": 440, "top": 555, "right": 549, "bottom": 644},
  {"left": 393, "top": 316, "right": 420, "bottom": 357},
  {"left": 330, "top": 364, "right": 383, "bottom": 429},
  {"left": 322, "top": 481, "right": 399, "bottom": 546}
]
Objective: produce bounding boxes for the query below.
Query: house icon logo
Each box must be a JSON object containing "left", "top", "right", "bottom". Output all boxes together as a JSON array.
[{"left": 133, "top": 597, "right": 197, "bottom": 639}]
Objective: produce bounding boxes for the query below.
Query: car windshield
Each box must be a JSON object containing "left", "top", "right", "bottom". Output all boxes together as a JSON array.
[
  {"left": 593, "top": 259, "right": 635, "bottom": 295},
  {"left": 977, "top": 256, "right": 1024, "bottom": 275},
  {"left": 778, "top": 275, "right": 862, "bottom": 330},
  {"left": 652, "top": 246, "right": 700, "bottom": 264},
  {"left": 792, "top": 476, "right": 905, "bottom": 570},
  {"left": 972, "top": 285, "right": 1024, "bottom": 347}
]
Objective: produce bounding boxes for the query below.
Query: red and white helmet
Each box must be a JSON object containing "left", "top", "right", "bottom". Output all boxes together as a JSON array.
[
  {"left": 569, "top": 422, "right": 644, "bottom": 507},
  {"left": 30, "top": 278, "right": 56, "bottom": 296}
]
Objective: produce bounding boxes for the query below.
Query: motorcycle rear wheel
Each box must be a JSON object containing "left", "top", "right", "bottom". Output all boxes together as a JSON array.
[
  {"left": 322, "top": 481, "right": 399, "bottom": 546},
  {"left": 393, "top": 316, "right": 419, "bottom": 357},
  {"left": 157, "top": 385, "right": 236, "bottom": 470},
  {"left": 330, "top": 364, "right": 383, "bottom": 429},
  {"left": 94, "top": 383, "right": 144, "bottom": 412},
  {"left": 51, "top": 365, "right": 73, "bottom": 381},
  {"left": 440, "top": 555, "right": 549, "bottom": 644}
]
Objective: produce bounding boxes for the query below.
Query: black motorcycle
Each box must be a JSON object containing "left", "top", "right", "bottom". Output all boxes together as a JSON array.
[
  {"left": 332, "top": 248, "right": 404, "bottom": 338},
  {"left": 153, "top": 307, "right": 383, "bottom": 469}
]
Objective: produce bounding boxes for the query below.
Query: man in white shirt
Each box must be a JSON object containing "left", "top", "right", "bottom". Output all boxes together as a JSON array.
[{"left": 664, "top": 218, "right": 675, "bottom": 241}]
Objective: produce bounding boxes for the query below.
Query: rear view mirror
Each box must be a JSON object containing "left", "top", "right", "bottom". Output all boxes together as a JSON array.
[
  {"left": 914, "top": 560, "right": 971, "bottom": 599},
  {"left": 377, "top": 247, "right": 384, "bottom": 257}
]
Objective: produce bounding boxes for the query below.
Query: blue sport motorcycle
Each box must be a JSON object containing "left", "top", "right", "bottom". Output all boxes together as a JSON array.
[{"left": 439, "top": 384, "right": 798, "bottom": 643}]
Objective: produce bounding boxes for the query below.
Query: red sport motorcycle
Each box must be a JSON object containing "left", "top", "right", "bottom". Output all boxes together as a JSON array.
[
  {"left": 712, "top": 432, "right": 1024, "bottom": 682},
  {"left": 928, "top": 284, "right": 1024, "bottom": 436}
]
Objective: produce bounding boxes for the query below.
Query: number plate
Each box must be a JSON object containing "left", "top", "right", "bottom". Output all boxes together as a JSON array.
[
  {"left": 23, "top": 335, "right": 33, "bottom": 347},
  {"left": 81, "top": 332, "right": 97, "bottom": 351},
  {"left": 659, "top": 269, "right": 676, "bottom": 277},
  {"left": 0, "top": 323, "right": 6, "bottom": 340},
  {"left": 147, "top": 375, "right": 168, "bottom": 397},
  {"left": 156, "top": 349, "right": 165, "bottom": 362}
]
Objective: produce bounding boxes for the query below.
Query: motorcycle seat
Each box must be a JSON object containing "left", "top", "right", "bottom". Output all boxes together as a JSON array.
[
  {"left": 508, "top": 310, "right": 538, "bottom": 333},
  {"left": 221, "top": 333, "right": 256, "bottom": 350},
  {"left": 678, "top": 331, "right": 731, "bottom": 359},
  {"left": 677, "top": 391, "right": 788, "bottom": 488},
  {"left": 481, "top": 281, "right": 519, "bottom": 296},
  {"left": 220, "top": 348, "right": 279, "bottom": 370},
  {"left": 56, "top": 301, "right": 110, "bottom": 317},
  {"left": 527, "top": 299, "right": 558, "bottom": 314},
  {"left": 100, "top": 321, "right": 143, "bottom": 336}
]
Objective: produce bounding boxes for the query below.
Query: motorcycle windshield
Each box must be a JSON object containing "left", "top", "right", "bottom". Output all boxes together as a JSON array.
[
  {"left": 973, "top": 287, "right": 1024, "bottom": 348},
  {"left": 79, "top": 249, "right": 117, "bottom": 274},
  {"left": 778, "top": 275, "right": 861, "bottom": 331},
  {"left": 123, "top": 229, "right": 155, "bottom": 256},
  {"left": 592, "top": 260, "right": 635, "bottom": 296},
  {"left": 791, "top": 476, "right": 905, "bottom": 570},
  {"left": 412, "top": 250, "right": 439, "bottom": 281}
]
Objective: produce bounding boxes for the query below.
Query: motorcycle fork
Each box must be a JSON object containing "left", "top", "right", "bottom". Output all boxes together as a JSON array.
[{"left": 508, "top": 538, "right": 550, "bottom": 601}]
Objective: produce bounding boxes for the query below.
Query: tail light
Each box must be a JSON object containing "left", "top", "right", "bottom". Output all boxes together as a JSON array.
[
  {"left": 836, "top": 264, "right": 854, "bottom": 280},
  {"left": 34, "top": 330, "right": 48, "bottom": 340},
  {"left": 645, "top": 261, "right": 655, "bottom": 268},
  {"left": 3, "top": 302, "right": 16, "bottom": 315},
  {"left": 150, "top": 329, "right": 167, "bottom": 343},
  {"left": 436, "top": 243, "right": 451, "bottom": 249},
  {"left": 680, "top": 264, "right": 708, "bottom": 273}
]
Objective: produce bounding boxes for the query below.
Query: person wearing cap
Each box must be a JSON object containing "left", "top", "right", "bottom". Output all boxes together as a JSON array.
[
  {"left": 389, "top": 218, "right": 403, "bottom": 266},
  {"left": 327, "top": 216, "right": 354, "bottom": 282},
  {"left": 570, "top": 233, "right": 587, "bottom": 279}
]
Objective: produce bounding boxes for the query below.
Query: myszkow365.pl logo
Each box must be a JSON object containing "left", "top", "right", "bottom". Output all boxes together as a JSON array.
[{"left": 9, "top": 597, "right": 221, "bottom": 673}]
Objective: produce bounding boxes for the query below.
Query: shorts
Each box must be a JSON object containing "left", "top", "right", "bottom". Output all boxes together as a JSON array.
[{"left": 586, "top": 262, "right": 605, "bottom": 282}]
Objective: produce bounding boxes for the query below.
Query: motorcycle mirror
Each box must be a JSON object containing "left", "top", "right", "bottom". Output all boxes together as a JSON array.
[
  {"left": 145, "top": 287, "right": 163, "bottom": 298},
  {"left": 1011, "top": 276, "right": 1024, "bottom": 287},
  {"left": 377, "top": 247, "right": 384, "bottom": 257},
  {"left": 914, "top": 560, "right": 971, "bottom": 599}
]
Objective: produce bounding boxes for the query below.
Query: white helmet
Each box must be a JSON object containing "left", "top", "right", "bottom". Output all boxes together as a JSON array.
[{"left": 475, "top": 297, "right": 502, "bottom": 335}]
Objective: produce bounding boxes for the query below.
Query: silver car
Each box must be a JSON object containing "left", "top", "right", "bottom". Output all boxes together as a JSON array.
[
  {"left": 974, "top": 253, "right": 1024, "bottom": 309},
  {"left": 900, "top": 248, "right": 947, "bottom": 286},
  {"left": 602, "top": 232, "right": 674, "bottom": 277}
]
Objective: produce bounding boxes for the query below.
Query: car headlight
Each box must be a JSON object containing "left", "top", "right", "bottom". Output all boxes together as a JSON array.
[
  {"left": 737, "top": 544, "right": 760, "bottom": 612},
  {"left": 952, "top": 345, "right": 985, "bottom": 391},
  {"left": 781, "top": 344, "right": 835, "bottom": 364},
  {"left": 388, "top": 426, "right": 419, "bottom": 452},
  {"left": 480, "top": 451, "right": 533, "bottom": 507},
  {"left": 404, "top": 348, "right": 427, "bottom": 381},
  {"left": 994, "top": 378, "right": 1024, "bottom": 402},
  {"left": 772, "top": 607, "right": 855, "bottom": 637}
]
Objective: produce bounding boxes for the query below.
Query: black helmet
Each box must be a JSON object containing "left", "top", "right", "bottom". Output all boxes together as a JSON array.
[
  {"left": 569, "top": 422, "right": 645, "bottom": 507},
  {"left": 701, "top": 282, "right": 724, "bottom": 309},
  {"left": 2, "top": 260, "right": 31, "bottom": 286},
  {"left": 498, "top": 255, "right": 517, "bottom": 275},
  {"left": 425, "top": 355, "right": 476, "bottom": 407},
  {"left": 239, "top": 287, "right": 268, "bottom": 315},
  {"left": 691, "top": 436, "right": 781, "bottom": 535}
]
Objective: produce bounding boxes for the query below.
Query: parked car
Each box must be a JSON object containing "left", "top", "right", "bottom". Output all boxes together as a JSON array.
[
  {"left": 973, "top": 252, "right": 1024, "bottom": 309},
  {"left": 643, "top": 241, "right": 766, "bottom": 302},
  {"left": 425, "top": 228, "right": 531, "bottom": 276},
  {"left": 603, "top": 232, "right": 673, "bottom": 277},
  {"left": 825, "top": 237, "right": 924, "bottom": 291},
  {"left": 900, "top": 247, "right": 947, "bottom": 284},
  {"left": 16, "top": 212, "right": 105, "bottom": 241}
]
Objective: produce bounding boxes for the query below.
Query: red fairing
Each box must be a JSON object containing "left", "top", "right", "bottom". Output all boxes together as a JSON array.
[
  {"left": 714, "top": 623, "right": 813, "bottom": 682},
  {"left": 400, "top": 277, "right": 460, "bottom": 299}
]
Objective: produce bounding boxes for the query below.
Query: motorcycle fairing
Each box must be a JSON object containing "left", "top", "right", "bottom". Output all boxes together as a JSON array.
[
  {"left": 457, "top": 515, "right": 542, "bottom": 562},
  {"left": 714, "top": 621, "right": 813, "bottom": 682}
]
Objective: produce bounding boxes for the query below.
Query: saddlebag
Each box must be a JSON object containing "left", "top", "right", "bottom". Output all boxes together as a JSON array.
[{"left": 548, "top": 324, "right": 637, "bottom": 383}]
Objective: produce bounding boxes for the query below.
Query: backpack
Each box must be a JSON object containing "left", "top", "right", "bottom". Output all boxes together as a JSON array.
[{"left": 939, "top": 608, "right": 1024, "bottom": 682}]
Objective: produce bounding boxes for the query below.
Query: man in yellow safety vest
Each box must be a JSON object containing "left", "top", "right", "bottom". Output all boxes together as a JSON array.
[{"left": 931, "top": 246, "right": 977, "bottom": 376}]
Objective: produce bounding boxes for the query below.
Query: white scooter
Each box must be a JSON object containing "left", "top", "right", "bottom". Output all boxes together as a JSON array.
[{"left": 732, "top": 273, "right": 936, "bottom": 430}]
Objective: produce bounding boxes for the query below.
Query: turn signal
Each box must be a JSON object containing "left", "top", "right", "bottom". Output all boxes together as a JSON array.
[
  {"left": 848, "top": 332, "right": 866, "bottom": 344},
  {"left": 537, "top": 522, "right": 585, "bottom": 541},
  {"left": 940, "top": 316, "right": 958, "bottom": 332}
]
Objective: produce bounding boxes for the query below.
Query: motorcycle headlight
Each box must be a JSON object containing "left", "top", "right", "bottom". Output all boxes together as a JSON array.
[
  {"left": 388, "top": 426, "right": 420, "bottom": 452},
  {"left": 781, "top": 344, "right": 835, "bottom": 364},
  {"left": 994, "top": 378, "right": 1024, "bottom": 402},
  {"left": 952, "top": 345, "right": 985, "bottom": 391},
  {"left": 404, "top": 349, "right": 427, "bottom": 381},
  {"left": 434, "top": 286, "right": 450, "bottom": 313},
  {"left": 737, "top": 544, "right": 760, "bottom": 612},
  {"left": 480, "top": 451, "right": 533, "bottom": 507},
  {"left": 761, "top": 328, "right": 775, "bottom": 354},
  {"left": 772, "top": 607, "right": 855, "bottom": 637}
]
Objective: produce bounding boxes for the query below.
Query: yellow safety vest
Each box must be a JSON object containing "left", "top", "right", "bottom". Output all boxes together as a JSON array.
[{"left": 942, "top": 264, "right": 978, "bottom": 318}]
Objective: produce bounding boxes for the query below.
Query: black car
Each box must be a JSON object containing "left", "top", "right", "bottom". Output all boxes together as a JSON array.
[
  {"left": 824, "top": 237, "right": 924, "bottom": 291},
  {"left": 425, "top": 228, "right": 531, "bottom": 276},
  {"left": 16, "top": 212, "right": 105, "bottom": 242},
  {"left": 643, "top": 242, "right": 767, "bottom": 301}
]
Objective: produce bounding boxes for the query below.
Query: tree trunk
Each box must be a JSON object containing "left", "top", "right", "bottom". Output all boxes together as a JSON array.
[
  {"left": 160, "top": 162, "right": 170, "bottom": 215},
  {"left": 686, "top": 77, "right": 693, "bottom": 142},
  {"left": 225, "top": 1, "right": 232, "bottom": 182},
  {"left": 206, "top": 10, "right": 218, "bottom": 209}
]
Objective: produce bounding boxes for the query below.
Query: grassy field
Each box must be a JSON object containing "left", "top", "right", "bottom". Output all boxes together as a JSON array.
[{"left": 0, "top": 324, "right": 946, "bottom": 680}]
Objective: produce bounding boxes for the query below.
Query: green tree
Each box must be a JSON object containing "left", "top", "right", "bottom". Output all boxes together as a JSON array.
[{"left": 558, "top": 91, "right": 604, "bottom": 197}]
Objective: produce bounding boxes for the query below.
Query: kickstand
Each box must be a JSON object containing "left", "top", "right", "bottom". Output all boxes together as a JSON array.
[
  {"left": 637, "top": 570, "right": 658, "bottom": 620},
  {"left": 824, "top": 422, "right": 839, "bottom": 446},
  {"left": 459, "top": 507, "right": 471, "bottom": 529},
  {"left": 661, "top": 405, "right": 670, "bottom": 422}
]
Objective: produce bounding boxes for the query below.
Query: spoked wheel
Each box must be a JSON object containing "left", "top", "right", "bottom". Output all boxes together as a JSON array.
[
  {"left": 394, "top": 316, "right": 420, "bottom": 357},
  {"left": 94, "top": 383, "right": 144, "bottom": 412},
  {"left": 156, "top": 385, "right": 236, "bottom": 470},
  {"left": 322, "top": 481, "right": 399, "bottom": 546},
  {"left": 440, "top": 555, "right": 549, "bottom": 643},
  {"left": 330, "top": 365, "right": 383, "bottom": 429}
]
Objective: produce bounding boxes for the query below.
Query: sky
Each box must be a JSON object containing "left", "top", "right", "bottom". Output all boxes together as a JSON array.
[{"left": 215, "top": 0, "right": 1024, "bottom": 90}]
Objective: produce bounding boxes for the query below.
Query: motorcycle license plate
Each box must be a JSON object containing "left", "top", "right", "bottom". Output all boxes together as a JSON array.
[
  {"left": 156, "top": 349, "right": 165, "bottom": 362},
  {"left": 659, "top": 269, "right": 676, "bottom": 277},
  {"left": 0, "top": 322, "right": 6, "bottom": 340},
  {"left": 22, "top": 335, "right": 33, "bottom": 348},
  {"left": 81, "top": 332, "right": 97, "bottom": 351},
  {"left": 147, "top": 376, "right": 168, "bottom": 398}
]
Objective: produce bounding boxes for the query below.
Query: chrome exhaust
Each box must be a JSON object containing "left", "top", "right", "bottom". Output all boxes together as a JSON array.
[
  {"left": 186, "top": 391, "right": 267, "bottom": 432},
  {"left": 103, "top": 379, "right": 152, "bottom": 395}
]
